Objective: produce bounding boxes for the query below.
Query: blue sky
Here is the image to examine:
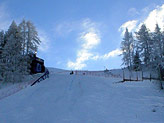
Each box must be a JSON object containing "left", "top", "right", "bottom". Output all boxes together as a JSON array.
[{"left": 0, "top": 0, "right": 164, "bottom": 70}]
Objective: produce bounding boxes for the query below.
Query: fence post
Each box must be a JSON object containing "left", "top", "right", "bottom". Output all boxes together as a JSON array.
[
  {"left": 158, "top": 67, "right": 163, "bottom": 89},
  {"left": 136, "top": 71, "right": 138, "bottom": 81}
]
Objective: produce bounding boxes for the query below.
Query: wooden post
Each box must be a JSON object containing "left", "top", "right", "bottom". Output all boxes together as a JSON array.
[
  {"left": 158, "top": 67, "right": 163, "bottom": 90},
  {"left": 160, "top": 74, "right": 163, "bottom": 90},
  {"left": 136, "top": 71, "right": 138, "bottom": 81}
]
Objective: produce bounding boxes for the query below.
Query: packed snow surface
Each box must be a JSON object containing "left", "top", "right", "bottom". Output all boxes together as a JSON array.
[{"left": 0, "top": 68, "right": 164, "bottom": 123}]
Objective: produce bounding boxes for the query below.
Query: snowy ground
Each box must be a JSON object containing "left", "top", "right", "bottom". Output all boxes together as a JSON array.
[
  {"left": 0, "top": 73, "right": 45, "bottom": 100},
  {"left": 0, "top": 68, "right": 164, "bottom": 123}
]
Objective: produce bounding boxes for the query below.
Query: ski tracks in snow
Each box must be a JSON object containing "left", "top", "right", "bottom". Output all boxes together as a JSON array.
[
  {"left": 53, "top": 74, "right": 83, "bottom": 111},
  {"left": 67, "top": 75, "right": 84, "bottom": 111}
]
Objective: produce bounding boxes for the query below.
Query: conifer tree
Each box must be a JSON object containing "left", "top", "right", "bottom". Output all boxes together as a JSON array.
[
  {"left": 18, "top": 20, "right": 31, "bottom": 75},
  {"left": 0, "top": 20, "right": 42, "bottom": 83},
  {"left": 0, "top": 31, "right": 4, "bottom": 57},
  {"left": 0, "top": 31, "right": 5, "bottom": 79},
  {"left": 129, "top": 32, "right": 135, "bottom": 66},
  {"left": 26, "top": 21, "right": 41, "bottom": 54},
  {"left": 121, "top": 28, "right": 134, "bottom": 69},
  {"left": 162, "top": 30, "right": 164, "bottom": 57},
  {"left": 151, "top": 24, "right": 163, "bottom": 68},
  {"left": 18, "top": 19, "right": 27, "bottom": 55},
  {"left": 135, "top": 24, "right": 152, "bottom": 66},
  {"left": 2, "top": 21, "right": 23, "bottom": 82},
  {"left": 133, "top": 51, "right": 141, "bottom": 71}
]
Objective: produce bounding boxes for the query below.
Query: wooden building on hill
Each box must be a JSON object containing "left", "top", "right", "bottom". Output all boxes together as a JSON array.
[{"left": 30, "top": 54, "right": 45, "bottom": 74}]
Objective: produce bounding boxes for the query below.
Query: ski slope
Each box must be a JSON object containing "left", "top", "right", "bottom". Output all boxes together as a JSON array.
[{"left": 0, "top": 68, "right": 164, "bottom": 123}]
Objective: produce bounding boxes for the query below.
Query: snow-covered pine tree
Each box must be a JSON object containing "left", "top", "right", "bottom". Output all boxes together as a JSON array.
[
  {"left": 120, "top": 28, "right": 134, "bottom": 69},
  {"left": 26, "top": 21, "right": 41, "bottom": 54},
  {"left": 0, "top": 31, "right": 4, "bottom": 45},
  {"left": 133, "top": 50, "right": 141, "bottom": 71},
  {"left": 0, "top": 31, "right": 5, "bottom": 80},
  {"left": 18, "top": 19, "right": 31, "bottom": 75},
  {"left": 0, "top": 20, "right": 42, "bottom": 83},
  {"left": 135, "top": 24, "right": 152, "bottom": 67},
  {"left": 129, "top": 32, "right": 135, "bottom": 66},
  {"left": 2, "top": 21, "right": 23, "bottom": 82},
  {"left": 0, "top": 31, "right": 4, "bottom": 58},
  {"left": 151, "top": 24, "right": 163, "bottom": 69},
  {"left": 161, "top": 27, "right": 164, "bottom": 61},
  {"left": 18, "top": 19, "right": 27, "bottom": 56}
]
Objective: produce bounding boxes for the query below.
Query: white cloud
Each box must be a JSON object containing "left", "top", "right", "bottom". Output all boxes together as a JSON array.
[
  {"left": 67, "top": 49, "right": 93, "bottom": 69},
  {"left": 67, "top": 47, "right": 122, "bottom": 70},
  {"left": 91, "top": 49, "right": 122, "bottom": 60},
  {"left": 38, "top": 29, "right": 50, "bottom": 52},
  {"left": 54, "top": 19, "right": 101, "bottom": 37},
  {"left": 119, "top": 20, "right": 138, "bottom": 36},
  {"left": 119, "top": 4, "right": 164, "bottom": 34},
  {"left": 91, "top": 55, "right": 100, "bottom": 60},
  {"left": 144, "top": 4, "right": 164, "bottom": 31},
  {"left": 102, "top": 49, "right": 122, "bottom": 59},
  {"left": 81, "top": 32, "right": 100, "bottom": 49},
  {"left": 67, "top": 61, "right": 86, "bottom": 70},
  {"left": 82, "top": 18, "right": 98, "bottom": 31},
  {"left": 67, "top": 19, "right": 122, "bottom": 70},
  {"left": 67, "top": 19, "right": 100, "bottom": 70}
]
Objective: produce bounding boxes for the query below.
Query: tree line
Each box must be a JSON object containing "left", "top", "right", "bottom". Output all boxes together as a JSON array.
[
  {"left": 0, "top": 20, "right": 41, "bottom": 83},
  {"left": 121, "top": 23, "right": 164, "bottom": 73}
]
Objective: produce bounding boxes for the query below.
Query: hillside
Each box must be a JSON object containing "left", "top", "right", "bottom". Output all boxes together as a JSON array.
[{"left": 0, "top": 68, "right": 164, "bottom": 122}]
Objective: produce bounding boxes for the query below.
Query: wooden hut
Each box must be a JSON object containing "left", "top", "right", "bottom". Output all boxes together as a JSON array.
[{"left": 30, "top": 54, "right": 45, "bottom": 74}]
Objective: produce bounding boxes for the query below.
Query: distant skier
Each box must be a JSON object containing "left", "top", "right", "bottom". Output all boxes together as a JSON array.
[{"left": 70, "top": 71, "right": 74, "bottom": 75}]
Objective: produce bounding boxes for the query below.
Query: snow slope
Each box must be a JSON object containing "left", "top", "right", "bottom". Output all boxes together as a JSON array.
[
  {"left": 0, "top": 73, "right": 45, "bottom": 100},
  {"left": 0, "top": 68, "right": 164, "bottom": 123}
]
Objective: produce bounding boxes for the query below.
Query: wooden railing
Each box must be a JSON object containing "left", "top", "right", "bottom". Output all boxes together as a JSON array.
[
  {"left": 0, "top": 69, "right": 49, "bottom": 100},
  {"left": 31, "top": 68, "right": 49, "bottom": 86}
]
